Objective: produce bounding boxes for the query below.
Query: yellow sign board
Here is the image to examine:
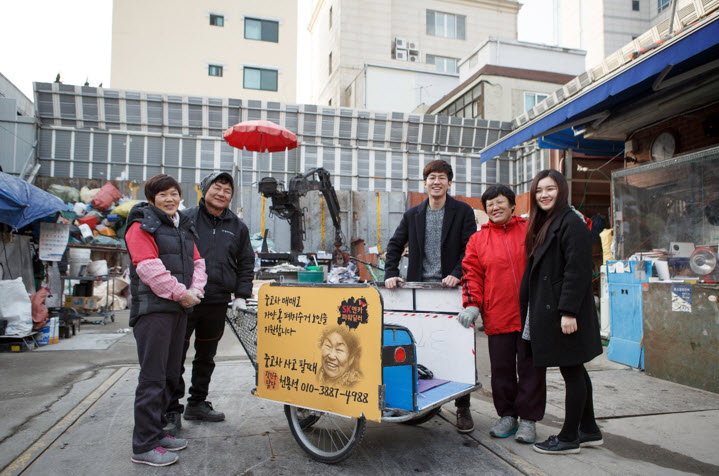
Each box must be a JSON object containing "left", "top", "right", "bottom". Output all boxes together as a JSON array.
[{"left": 256, "top": 283, "right": 383, "bottom": 422}]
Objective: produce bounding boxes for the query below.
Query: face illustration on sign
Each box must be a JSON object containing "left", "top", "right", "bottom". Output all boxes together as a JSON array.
[{"left": 318, "top": 326, "right": 362, "bottom": 387}]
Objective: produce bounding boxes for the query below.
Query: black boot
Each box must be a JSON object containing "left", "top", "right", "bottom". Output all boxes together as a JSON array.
[{"left": 183, "top": 401, "right": 225, "bottom": 422}]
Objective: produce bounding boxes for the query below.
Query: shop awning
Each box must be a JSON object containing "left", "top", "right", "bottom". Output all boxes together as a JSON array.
[
  {"left": 538, "top": 128, "right": 624, "bottom": 156},
  {"left": 480, "top": 16, "right": 719, "bottom": 163}
]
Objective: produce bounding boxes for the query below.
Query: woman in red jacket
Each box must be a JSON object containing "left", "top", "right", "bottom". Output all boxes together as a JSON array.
[{"left": 458, "top": 185, "right": 546, "bottom": 444}]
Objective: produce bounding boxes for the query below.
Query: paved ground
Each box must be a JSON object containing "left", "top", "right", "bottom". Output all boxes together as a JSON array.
[{"left": 1, "top": 310, "right": 718, "bottom": 475}]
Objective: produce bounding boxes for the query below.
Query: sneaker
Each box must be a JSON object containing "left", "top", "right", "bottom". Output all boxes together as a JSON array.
[
  {"left": 131, "top": 447, "right": 179, "bottom": 466},
  {"left": 579, "top": 429, "right": 604, "bottom": 447},
  {"left": 184, "top": 401, "right": 225, "bottom": 422},
  {"left": 515, "top": 419, "right": 536, "bottom": 443},
  {"left": 533, "top": 435, "right": 580, "bottom": 455},
  {"left": 456, "top": 407, "right": 474, "bottom": 433},
  {"left": 163, "top": 411, "right": 182, "bottom": 436},
  {"left": 159, "top": 435, "right": 188, "bottom": 451},
  {"left": 489, "top": 416, "right": 518, "bottom": 438}
]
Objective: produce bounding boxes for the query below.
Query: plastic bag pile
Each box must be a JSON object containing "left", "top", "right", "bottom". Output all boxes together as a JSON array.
[{"left": 47, "top": 182, "right": 141, "bottom": 247}]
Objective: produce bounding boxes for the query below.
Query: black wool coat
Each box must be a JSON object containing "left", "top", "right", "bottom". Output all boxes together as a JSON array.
[
  {"left": 384, "top": 194, "right": 476, "bottom": 281},
  {"left": 519, "top": 207, "right": 602, "bottom": 367}
]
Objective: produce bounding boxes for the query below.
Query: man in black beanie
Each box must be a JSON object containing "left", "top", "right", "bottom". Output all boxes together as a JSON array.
[{"left": 164, "top": 172, "right": 254, "bottom": 432}]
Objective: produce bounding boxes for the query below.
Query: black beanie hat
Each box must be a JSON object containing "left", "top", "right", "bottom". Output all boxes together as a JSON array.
[{"left": 200, "top": 172, "right": 234, "bottom": 197}]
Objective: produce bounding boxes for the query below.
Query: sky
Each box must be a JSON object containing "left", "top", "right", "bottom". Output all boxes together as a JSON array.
[{"left": 0, "top": 0, "right": 554, "bottom": 101}]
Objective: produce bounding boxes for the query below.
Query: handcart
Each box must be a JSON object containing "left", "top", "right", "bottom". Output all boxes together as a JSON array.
[{"left": 225, "top": 282, "right": 480, "bottom": 464}]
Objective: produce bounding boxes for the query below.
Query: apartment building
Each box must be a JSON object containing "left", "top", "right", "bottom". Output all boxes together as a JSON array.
[
  {"left": 428, "top": 38, "right": 585, "bottom": 121},
  {"left": 307, "top": 0, "right": 521, "bottom": 110},
  {"left": 555, "top": 0, "right": 679, "bottom": 69},
  {"left": 111, "top": 0, "right": 297, "bottom": 102}
]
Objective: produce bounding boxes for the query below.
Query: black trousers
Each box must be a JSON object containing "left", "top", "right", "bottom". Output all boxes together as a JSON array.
[
  {"left": 557, "top": 364, "right": 600, "bottom": 442},
  {"left": 132, "top": 311, "right": 187, "bottom": 454},
  {"left": 167, "top": 302, "right": 226, "bottom": 413},
  {"left": 488, "top": 332, "right": 546, "bottom": 421}
]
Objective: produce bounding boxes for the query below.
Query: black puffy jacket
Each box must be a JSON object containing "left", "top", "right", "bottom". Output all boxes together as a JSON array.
[
  {"left": 126, "top": 203, "right": 197, "bottom": 326},
  {"left": 185, "top": 200, "right": 254, "bottom": 303}
]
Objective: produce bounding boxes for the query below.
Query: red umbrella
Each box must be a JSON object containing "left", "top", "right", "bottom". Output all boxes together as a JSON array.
[{"left": 223, "top": 120, "right": 298, "bottom": 152}]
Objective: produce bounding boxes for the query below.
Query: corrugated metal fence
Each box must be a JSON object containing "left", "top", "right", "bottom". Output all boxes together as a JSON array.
[{"left": 33, "top": 82, "right": 517, "bottom": 252}]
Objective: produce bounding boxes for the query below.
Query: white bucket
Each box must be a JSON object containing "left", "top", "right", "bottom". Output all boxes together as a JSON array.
[
  {"left": 87, "top": 260, "right": 108, "bottom": 276},
  {"left": 69, "top": 262, "right": 88, "bottom": 276}
]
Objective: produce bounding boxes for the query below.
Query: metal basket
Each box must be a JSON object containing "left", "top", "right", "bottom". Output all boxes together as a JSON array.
[{"left": 225, "top": 307, "right": 258, "bottom": 369}]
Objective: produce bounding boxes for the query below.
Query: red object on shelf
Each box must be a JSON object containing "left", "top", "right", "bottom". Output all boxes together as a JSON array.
[{"left": 78, "top": 216, "right": 98, "bottom": 230}]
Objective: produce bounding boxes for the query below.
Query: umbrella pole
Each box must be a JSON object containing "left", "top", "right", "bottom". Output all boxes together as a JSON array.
[{"left": 239, "top": 149, "right": 244, "bottom": 213}]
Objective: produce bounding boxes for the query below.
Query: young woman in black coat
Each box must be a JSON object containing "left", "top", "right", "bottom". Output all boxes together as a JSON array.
[{"left": 519, "top": 169, "right": 603, "bottom": 455}]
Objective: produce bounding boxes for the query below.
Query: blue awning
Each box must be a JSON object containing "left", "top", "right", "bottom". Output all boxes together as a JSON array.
[
  {"left": 538, "top": 128, "right": 624, "bottom": 156},
  {"left": 480, "top": 17, "right": 719, "bottom": 163}
]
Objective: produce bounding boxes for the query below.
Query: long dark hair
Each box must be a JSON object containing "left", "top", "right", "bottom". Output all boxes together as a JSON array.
[{"left": 525, "top": 169, "right": 569, "bottom": 258}]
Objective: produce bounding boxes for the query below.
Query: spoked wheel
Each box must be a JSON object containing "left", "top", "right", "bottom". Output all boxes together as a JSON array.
[
  {"left": 284, "top": 405, "right": 366, "bottom": 464},
  {"left": 401, "top": 406, "right": 442, "bottom": 425}
]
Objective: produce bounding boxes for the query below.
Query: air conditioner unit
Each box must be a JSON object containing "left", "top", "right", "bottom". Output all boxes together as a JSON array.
[
  {"left": 514, "top": 112, "right": 530, "bottom": 127},
  {"left": 676, "top": 3, "right": 699, "bottom": 27},
  {"left": 395, "top": 49, "right": 408, "bottom": 61},
  {"left": 577, "top": 71, "right": 593, "bottom": 88},
  {"left": 395, "top": 37, "right": 407, "bottom": 50},
  {"left": 408, "top": 51, "right": 420, "bottom": 62},
  {"left": 590, "top": 63, "right": 607, "bottom": 81},
  {"left": 704, "top": 0, "right": 719, "bottom": 15},
  {"left": 603, "top": 51, "right": 624, "bottom": 74},
  {"left": 563, "top": 77, "right": 581, "bottom": 98},
  {"left": 407, "top": 41, "right": 418, "bottom": 50}
]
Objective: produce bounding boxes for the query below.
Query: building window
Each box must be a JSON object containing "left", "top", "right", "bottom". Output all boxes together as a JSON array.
[
  {"left": 209, "top": 14, "right": 224, "bottom": 27},
  {"left": 208, "top": 65, "right": 223, "bottom": 77},
  {"left": 329, "top": 52, "right": 333, "bottom": 75},
  {"left": 426, "top": 55, "right": 458, "bottom": 74},
  {"left": 632, "top": 0, "right": 640, "bottom": 11},
  {"left": 524, "top": 92, "right": 549, "bottom": 111},
  {"left": 329, "top": 6, "right": 333, "bottom": 29},
  {"left": 657, "top": 0, "right": 671, "bottom": 13},
  {"left": 243, "top": 67, "right": 278, "bottom": 91},
  {"left": 245, "top": 17, "right": 279, "bottom": 42},
  {"left": 426, "top": 10, "right": 466, "bottom": 40},
  {"left": 441, "top": 83, "right": 482, "bottom": 119}
]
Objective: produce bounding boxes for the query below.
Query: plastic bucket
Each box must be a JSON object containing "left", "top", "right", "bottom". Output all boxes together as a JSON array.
[
  {"left": 87, "top": 260, "right": 108, "bottom": 276},
  {"left": 298, "top": 270, "right": 324, "bottom": 283}
]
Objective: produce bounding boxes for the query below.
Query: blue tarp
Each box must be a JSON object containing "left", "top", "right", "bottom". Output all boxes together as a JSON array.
[
  {"left": 0, "top": 172, "right": 70, "bottom": 230},
  {"left": 538, "top": 128, "right": 624, "bottom": 156},
  {"left": 480, "top": 17, "right": 719, "bottom": 162}
]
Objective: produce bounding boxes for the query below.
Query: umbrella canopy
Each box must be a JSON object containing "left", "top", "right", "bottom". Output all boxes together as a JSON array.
[
  {"left": 0, "top": 172, "right": 70, "bottom": 230},
  {"left": 223, "top": 120, "right": 298, "bottom": 152}
]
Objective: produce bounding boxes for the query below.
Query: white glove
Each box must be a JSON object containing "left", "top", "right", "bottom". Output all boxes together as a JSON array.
[
  {"left": 232, "top": 298, "right": 246, "bottom": 316},
  {"left": 457, "top": 306, "right": 481, "bottom": 328}
]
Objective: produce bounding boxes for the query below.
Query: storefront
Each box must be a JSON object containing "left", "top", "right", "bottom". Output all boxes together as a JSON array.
[{"left": 480, "top": 12, "right": 719, "bottom": 392}]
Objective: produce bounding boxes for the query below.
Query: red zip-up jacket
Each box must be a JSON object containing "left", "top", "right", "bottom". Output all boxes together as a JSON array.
[{"left": 461, "top": 215, "right": 527, "bottom": 336}]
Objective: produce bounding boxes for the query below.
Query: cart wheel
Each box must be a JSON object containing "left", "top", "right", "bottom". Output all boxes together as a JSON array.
[
  {"left": 401, "top": 406, "right": 442, "bottom": 425},
  {"left": 284, "top": 405, "right": 366, "bottom": 464},
  {"left": 294, "top": 407, "right": 321, "bottom": 429}
]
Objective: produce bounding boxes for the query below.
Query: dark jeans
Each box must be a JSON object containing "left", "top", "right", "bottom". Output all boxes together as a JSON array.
[
  {"left": 488, "top": 332, "right": 546, "bottom": 421},
  {"left": 132, "top": 311, "right": 187, "bottom": 454},
  {"left": 167, "top": 302, "right": 226, "bottom": 413},
  {"left": 557, "top": 364, "right": 600, "bottom": 442}
]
